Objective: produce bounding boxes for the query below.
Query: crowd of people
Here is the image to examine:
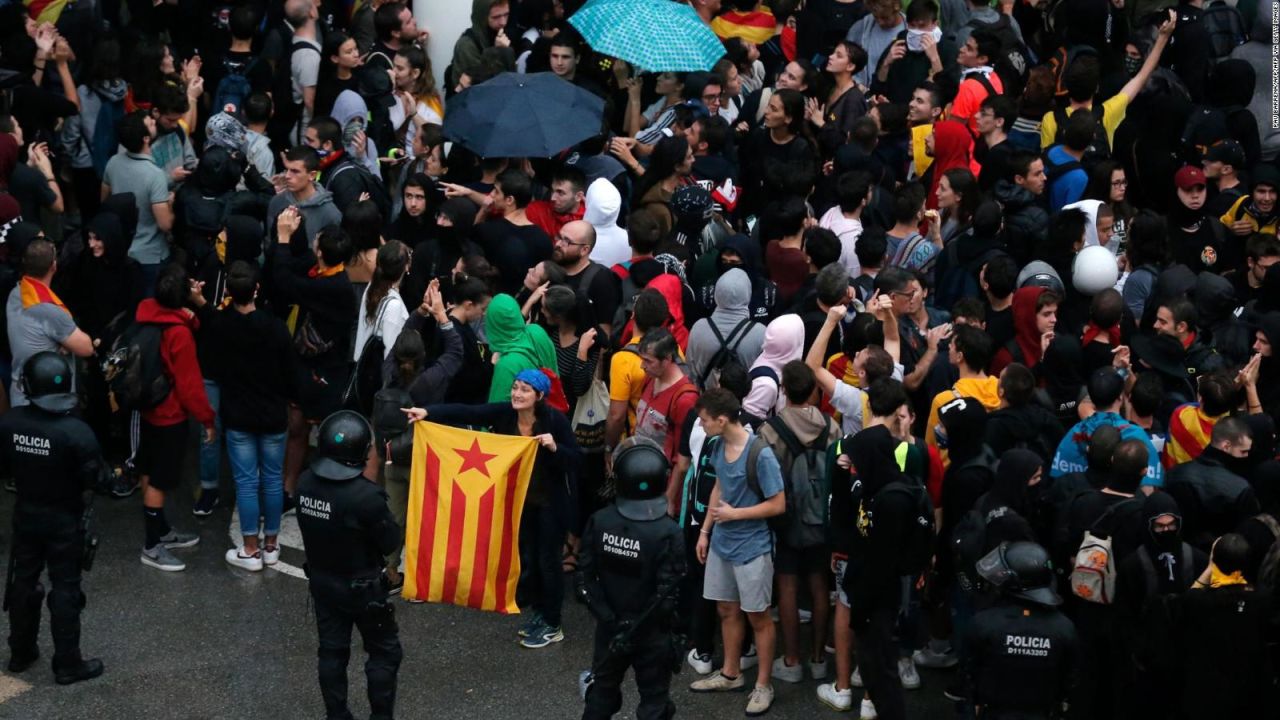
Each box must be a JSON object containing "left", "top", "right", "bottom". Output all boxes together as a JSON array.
[{"left": 0, "top": 0, "right": 1278, "bottom": 717}]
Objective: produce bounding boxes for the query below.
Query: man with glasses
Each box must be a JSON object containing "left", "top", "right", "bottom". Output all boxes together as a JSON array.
[
  {"left": 554, "top": 220, "right": 621, "bottom": 338},
  {"left": 975, "top": 95, "right": 1016, "bottom": 192},
  {"left": 636, "top": 73, "right": 722, "bottom": 147}
]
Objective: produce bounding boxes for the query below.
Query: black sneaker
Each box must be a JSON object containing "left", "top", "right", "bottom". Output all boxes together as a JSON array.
[
  {"left": 110, "top": 469, "right": 139, "bottom": 499},
  {"left": 8, "top": 649, "right": 38, "bottom": 673},
  {"left": 3, "top": 478, "right": 15, "bottom": 494},
  {"left": 282, "top": 493, "right": 297, "bottom": 517},
  {"left": 54, "top": 658, "right": 104, "bottom": 685},
  {"left": 192, "top": 489, "right": 219, "bottom": 516}
]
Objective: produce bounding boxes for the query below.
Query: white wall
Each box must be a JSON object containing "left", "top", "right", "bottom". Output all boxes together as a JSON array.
[{"left": 414, "top": 0, "right": 474, "bottom": 93}]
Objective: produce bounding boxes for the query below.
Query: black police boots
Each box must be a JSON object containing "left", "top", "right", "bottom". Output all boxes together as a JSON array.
[
  {"left": 7, "top": 648, "right": 39, "bottom": 673},
  {"left": 54, "top": 657, "right": 104, "bottom": 685}
]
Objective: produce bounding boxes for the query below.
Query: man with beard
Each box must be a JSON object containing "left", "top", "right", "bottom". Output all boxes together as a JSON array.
[
  {"left": 386, "top": 173, "right": 435, "bottom": 250},
  {"left": 526, "top": 167, "right": 587, "bottom": 240},
  {"left": 1164, "top": 417, "right": 1261, "bottom": 551},
  {"left": 555, "top": 220, "right": 621, "bottom": 337},
  {"left": 1113, "top": 491, "right": 1207, "bottom": 720}
]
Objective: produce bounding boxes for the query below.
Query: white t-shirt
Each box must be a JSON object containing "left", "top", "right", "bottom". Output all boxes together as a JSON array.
[
  {"left": 354, "top": 288, "right": 409, "bottom": 361},
  {"left": 819, "top": 206, "right": 864, "bottom": 278},
  {"left": 827, "top": 363, "right": 905, "bottom": 436}
]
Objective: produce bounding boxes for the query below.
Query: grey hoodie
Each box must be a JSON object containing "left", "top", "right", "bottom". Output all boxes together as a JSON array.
[
  {"left": 686, "top": 268, "right": 767, "bottom": 388},
  {"left": 1231, "top": 0, "right": 1280, "bottom": 161},
  {"left": 330, "top": 90, "right": 381, "bottom": 175},
  {"left": 61, "top": 80, "right": 128, "bottom": 170},
  {"left": 267, "top": 185, "right": 343, "bottom": 247}
]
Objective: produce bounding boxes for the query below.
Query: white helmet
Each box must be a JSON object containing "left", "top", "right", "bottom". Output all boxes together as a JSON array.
[{"left": 1072, "top": 246, "right": 1119, "bottom": 295}]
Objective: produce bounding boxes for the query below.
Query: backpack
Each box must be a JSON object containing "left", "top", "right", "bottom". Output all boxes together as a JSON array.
[
  {"left": 742, "top": 434, "right": 788, "bottom": 535},
  {"left": 1201, "top": 0, "right": 1248, "bottom": 59},
  {"left": 764, "top": 415, "right": 832, "bottom": 548},
  {"left": 1052, "top": 104, "right": 1110, "bottom": 161},
  {"left": 268, "top": 41, "right": 320, "bottom": 148},
  {"left": 88, "top": 89, "right": 125, "bottom": 179},
  {"left": 934, "top": 243, "right": 1006, "bottom": 314},
  {"left": 1179, "top": 105, "right": 1235, "bottom": 165},
  {"left": 681, "top": 431, "right": 720, "bottom": 528},
  {"left": 1045, "top": 44, "right": 1099, "bottom": 101},
  {"left": 324, "top": 161, "right": 392, "bottom": 218},
  {"left": 699, "top": 317, "right": 754, "bottom": 390},
  {"left": 1070, "top": 497, "right": 1142, "bottom": 604},
  {"left": 371, "top": 386, "right": 415, "bottom": 465},
  {"left": 966, "top": 14, "right": 1030, "bottom": 96},
  {"left": 873, "top": 479, "right": 937, "bottom": 576},
  {"left": 632, "top": 377, "right": 699, "bottom": 452},
  {"left": 742, "top": 365, "right": 780, "bottom": 427},
  {"left": 211, "top": 56, "right": 262, "bottom": 114},
  {"left": 101, "top": 322, "right": 172, "bottom": 412},
  {"left": 1043, "top": 149, "right": 1084, "bottom": 187},
  {"left": 343, "top": 296, "right": 394, "bottom": 416}
]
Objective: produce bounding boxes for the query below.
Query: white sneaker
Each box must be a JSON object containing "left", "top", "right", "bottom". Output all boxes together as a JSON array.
[
  {"left": 898, "top": 657, "right": 921, "bottom": 690},
  {"left": 851, "top": 665, "right": 863, "bottom": 687},
  {"left": 262, "top": 545, "right": 280, "bottom": 566},
  {"left": 686, "top": 648, "right": 713, "bottom": 675},
  {"left": 809, "top": 657, "right": 828, "bottom": 680},
  {"left": 859, "top": 697, "right": 878, "bottom": 720},
  {"left": 740, "top": 644, "right": 758, "bottom": 670},
  {"left": 224, "top": 548, "right": 263, "bottom": 572},
  {"left": 745, "top": 684, "right": 774, "bottom": 717},
  {"left": 771, "top": 656, "right": 803, "bottom": 684},
  {"left": 816, "top": 682, "right": 852, "bottom": 711},
  {"left": 911, "top": 645, "right": 958, "bottom": 669}
]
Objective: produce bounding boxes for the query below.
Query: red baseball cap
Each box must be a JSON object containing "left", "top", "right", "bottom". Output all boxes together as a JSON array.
[{"left": 1174, "top": 165, "right": 1207, "bottom": 191}]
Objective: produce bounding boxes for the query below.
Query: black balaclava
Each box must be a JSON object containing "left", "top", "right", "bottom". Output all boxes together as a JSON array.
[
  {"left": 990, "top": 448, "right": 1043, "bottom": 514},
  {"left": 847, "top": 425, "right": 905, "bottom": 498},
  {"left": 1142, "top": 491, "right": 1191, "bottom": 593}
]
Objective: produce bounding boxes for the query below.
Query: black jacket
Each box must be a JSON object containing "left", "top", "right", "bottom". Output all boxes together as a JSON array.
[
  {"left": 0, "top": 405, "right": 102, "bottom": 511},
  {"left": 269, "top": 244, "right": 358, "bottom": 370},
  {"left": 195, "top": 303, "right": 299, "bottom": 435},
  {"left": 1170, "top": 585, "right": 1277, "bottom": 718},
  {"left": 985, "top": 404, "right": 1065, "bottom": 467},
  {"left": 993, "top": 180, "right": 1048, "bottom": 267},
  {"left": 963, "top": 599, "right": 1079, "bottom": 715},
  {"left": 1165, "top": 447, "right": 1261, "bottom": 551},
  {"left": 575, "top": 504, "right": 686, "bottom": 631},
  {"left": 297, "top": 469, "right": 399, "bottom": 577}
]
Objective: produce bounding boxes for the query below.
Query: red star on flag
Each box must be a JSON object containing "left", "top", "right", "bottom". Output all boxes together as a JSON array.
[{"left": 454, "top": 438, "right": 499, "bottom": 476}]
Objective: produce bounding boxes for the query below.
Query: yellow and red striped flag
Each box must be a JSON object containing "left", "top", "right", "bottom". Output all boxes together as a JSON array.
[{"left": 403, "top": 421, "right": 538, "bottom": 613}]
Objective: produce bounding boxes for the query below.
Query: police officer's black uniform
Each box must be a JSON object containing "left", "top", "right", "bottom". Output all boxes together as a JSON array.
[
  {"left": 576, "top": 440, "right": 686, "bottom": 720},
  {"left": 0, "top": 352, "right": 104, "bottom": 684},
  {"left": 963, "top": 541, "right": 1079, "bottom": 720},
  {"left": 296, "top": 410, "right": 403, "bottom": 720}
]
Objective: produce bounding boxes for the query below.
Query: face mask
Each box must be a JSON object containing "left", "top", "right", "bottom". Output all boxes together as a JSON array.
[
  {"left": 906, "top": 27, "right": 942, "bottom": 53},
  {"left": 1123, "top": 56, "right": 1142, "bottom": 76}
]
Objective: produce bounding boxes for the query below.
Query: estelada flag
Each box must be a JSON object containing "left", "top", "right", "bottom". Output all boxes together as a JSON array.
[{"left": 403, "top": 421, "right": 538, "bottom": 613}]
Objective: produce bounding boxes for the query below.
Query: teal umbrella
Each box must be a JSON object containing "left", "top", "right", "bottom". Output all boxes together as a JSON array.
[{"left": 569, "top": 0, "right": 725, "bottom": 72}]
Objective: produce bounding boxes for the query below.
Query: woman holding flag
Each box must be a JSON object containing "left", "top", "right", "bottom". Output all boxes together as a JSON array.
[{"left": 402, "top": 368, "right": 580, "bottom": 648}]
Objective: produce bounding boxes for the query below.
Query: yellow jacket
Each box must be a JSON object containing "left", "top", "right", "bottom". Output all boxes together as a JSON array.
[{"left": 925, "top": 376, "right": 1002, "bottom": 466}]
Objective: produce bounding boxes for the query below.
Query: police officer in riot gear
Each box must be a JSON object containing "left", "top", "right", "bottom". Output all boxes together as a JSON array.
[
  {"left": 0, "top": 352, "right": 104, "bottom": 685},
  {"left": 576, "top": 438, "right": 686, "bottom": 720},
  {"left": 296, "top": 410, "right": 403, "bottom": 720},
  {"left": 963, "top": 541, "right": 1079, "bottom": 719}
]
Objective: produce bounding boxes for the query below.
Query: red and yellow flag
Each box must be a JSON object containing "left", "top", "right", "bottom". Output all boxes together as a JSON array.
[{"left": 403, "top": 422, "right": 538, "bottom": 613}]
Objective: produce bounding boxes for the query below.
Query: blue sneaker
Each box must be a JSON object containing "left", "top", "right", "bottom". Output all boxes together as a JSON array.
[
  {"left": 519, "top": 622, "right": 564, "bottom": 649},
  {"left": 516, "top": 611, "right": 544, "bottom": 638}
]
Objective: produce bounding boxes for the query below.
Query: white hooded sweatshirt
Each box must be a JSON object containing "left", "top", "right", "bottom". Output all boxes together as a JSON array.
[{"left": 585, "top": 178, "right": 630, "bottom": 267}]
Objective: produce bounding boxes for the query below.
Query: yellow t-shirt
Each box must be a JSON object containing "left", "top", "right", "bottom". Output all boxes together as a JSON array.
[{"left": 1039, "top": 94, "right": 1131, "bottom": 150}]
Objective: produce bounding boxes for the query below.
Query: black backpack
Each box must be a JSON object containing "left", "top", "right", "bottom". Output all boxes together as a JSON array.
[
  {"left": 874, "top": 479, "right": 937, "bottom": 576},
  {"left": 699, "top": 317, "right": 754, "bottom": 390},
  {"left": 1052, "top": 104, "right": 1111, "bottom": 161},
  {"left": 101, "top": 322, "right": 171, "bottom": 412},
  {"left": 1201, "top": 0, "right": 1248, "bottom": 59},
  {"left": 343, "top": 296, "right": 395, "bottom": 416},
  {"left": 1179, "top": 105, "right": 1238, "bottom": 164},
  {"left": 268, "top": 41, "right": 320, "bottom": 149},
  {"left": 934, "top": 243, "right": 1006, "bottom": 314},
  {"left": 371, "top": 386, "right": 415, "bottom": 466},
  {"left": 324, "top": 161, "right": 392, "bottom": 218},
  {"left": 763, "top": 416, "right": 833, "bottom": 549},
  {"left": 681, "top": 433, "right": 721, "bottom": 528},
  {"left": 966, "top": 14, "right": 1029, "bottom": 97}
]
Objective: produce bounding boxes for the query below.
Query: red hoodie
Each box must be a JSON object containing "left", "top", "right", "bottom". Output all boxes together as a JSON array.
[
  {"left": 136, "top": 299, "right": 216, "bottom": 429},
  {"left": 620, "top": 273, "right": 689, "bottom": 350},
  {"left": 990, "top": 286, "right": 1049, "bottom": 375}
]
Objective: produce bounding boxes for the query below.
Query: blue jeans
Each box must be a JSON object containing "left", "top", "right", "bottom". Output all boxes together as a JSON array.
[
  {"left": 225, "top": 430, "right": 286, "bottom": 537},
  {"left": 199, "top": 380, "right": 223, "bottom": 491}
]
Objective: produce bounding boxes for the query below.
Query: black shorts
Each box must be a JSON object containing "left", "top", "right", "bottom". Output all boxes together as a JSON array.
[
  {"left": 136, "top": 420, "right": 192, "bottom": 492},
  {"left": 774, "top": 542, "right": 831, "bottom": 576}
]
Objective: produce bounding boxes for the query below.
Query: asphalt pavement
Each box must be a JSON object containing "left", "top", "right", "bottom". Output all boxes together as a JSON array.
[{"left": 0, "top": 442, "right": 955, "bottom": 719}]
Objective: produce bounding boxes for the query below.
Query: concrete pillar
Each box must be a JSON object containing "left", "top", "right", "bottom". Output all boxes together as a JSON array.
[{"left": 414, "top": 0, "right": 474, "bottom": 93}]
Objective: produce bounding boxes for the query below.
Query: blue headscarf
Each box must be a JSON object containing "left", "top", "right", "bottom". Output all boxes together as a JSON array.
[{"left": 514, "top": 368, "right": 551, "bottom": 395}]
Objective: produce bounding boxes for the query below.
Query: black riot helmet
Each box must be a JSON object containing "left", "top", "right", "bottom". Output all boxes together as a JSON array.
[
  {"left": 611, "top": 437, "right": 671, "bottom": 520},
  {"left": 976, "top": 541, "right": 1061, "bottom": 607},
  {"left": 21, "top": 351, "right": 77, "bottom": 413},
  {"left": 311, "top": 410, "right": 373, "bottom": 480}
]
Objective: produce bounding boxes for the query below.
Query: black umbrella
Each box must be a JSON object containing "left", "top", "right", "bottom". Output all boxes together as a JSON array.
[{"left": 442, "top": 72, "right": 605, "bottom": 159}]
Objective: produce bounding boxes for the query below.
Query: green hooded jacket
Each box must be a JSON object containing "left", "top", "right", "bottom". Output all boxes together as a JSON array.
[{"left": 485, "top": 293, "right": 558, "bottom": 402}]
